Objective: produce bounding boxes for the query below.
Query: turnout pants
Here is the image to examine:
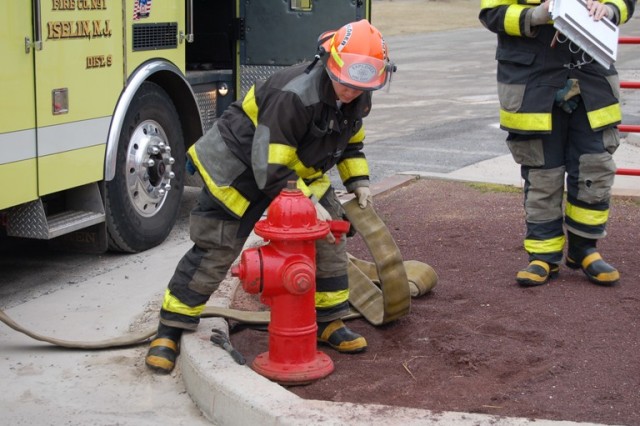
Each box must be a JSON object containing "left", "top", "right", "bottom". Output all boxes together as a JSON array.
[
  {"left": 159, "top": 187, "right": 350, "bottom": 330},
  {"left": 507, "top": 101, "right": 618, "bottom": 265}
]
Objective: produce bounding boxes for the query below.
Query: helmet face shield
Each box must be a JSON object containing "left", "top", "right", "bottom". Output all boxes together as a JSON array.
[{"left": 325, "top": 51, "right": 391, "bottom": 91}]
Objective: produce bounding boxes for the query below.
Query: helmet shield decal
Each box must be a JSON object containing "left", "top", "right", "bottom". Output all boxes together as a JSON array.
[{"left": 326, "top": 52, "right": 389, "bottom": 91}]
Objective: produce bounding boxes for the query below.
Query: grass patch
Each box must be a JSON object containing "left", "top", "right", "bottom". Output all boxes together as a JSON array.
[
  {"left": 467, "top": 182, "right": 522, "bottom": 194},
  {"left": 614, "top": 195, "right": 640, "bottom": 207}
]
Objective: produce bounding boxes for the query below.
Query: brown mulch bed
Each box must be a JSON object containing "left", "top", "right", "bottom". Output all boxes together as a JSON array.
[{"left": 230, "top": 178, "right": 640, "bottom": 425}]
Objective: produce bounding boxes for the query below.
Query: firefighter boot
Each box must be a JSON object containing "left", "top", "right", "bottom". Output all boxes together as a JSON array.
[
  {"left": 516, "top": 260, "right": 559, "bottom": 287},
  {"left": 317, "top": 319, "right": 367, "bottom": 353},
  {"left": 566, "top": 233, "right": 619, "bottom": 286},
  {"left": 145, "top": 323, "right": 183, "bottom": 374}
]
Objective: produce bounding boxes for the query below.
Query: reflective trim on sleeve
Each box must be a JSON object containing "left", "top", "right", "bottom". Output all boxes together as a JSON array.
[
  {"left": 268, "top": 143, "right": 298, "bottom": 166},
  {"left": 587, "top": 103, "right": 622, "bottom": 130},
  {"left": 505, "top": 4, "right": 527, "bottom": 36},
  {"left": 267, "top": 143, "right": 326, "bottom": 197},
  {"left": 241, "top": 86, "right": 259, "bottom": 128},
  {"left": 524, "top": 235, "right": 565, "bottom": 254},
  {"left": 480, "top": 0, "right": 513, "bottom": 9},
  {"left": 295, "top": 177, "right": 312, "bottom": 197},
  {"left": 314, "top": 289, "right": 350, "bottom": 309},
  {"left": 604, "top": 0, "right": 629, "bottom": 22},
  {"left": 337, "top": 157, "right": 369, "bottom": 182},
  {"left": 566, "top": 201, "right": 609, "bottom": 226},
  {"left": 162, "top": 289, "right": 206, "bottom": 318},
  {"left": 269, "top": 143, "right": 324, "bottom": 180},
  {"left": 500, "top": 109, "right": 552, "bottom": 132},
  {"left": 349, "top": 125, "right": 365, "bottom": 143},
  {"left": 308, "top": 174, "right": 331, "bottom": 200}
]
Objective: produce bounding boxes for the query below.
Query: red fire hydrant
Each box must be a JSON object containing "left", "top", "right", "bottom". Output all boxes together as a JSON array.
[{"left": 231, "top": 182, "right": 349, "bottom": 385}]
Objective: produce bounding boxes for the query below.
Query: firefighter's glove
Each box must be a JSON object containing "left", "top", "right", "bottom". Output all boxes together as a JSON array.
[
  {"left": 353, "top": 187, "right": 372, "bottom": 209},
  {"left": 186, "top": 157, "right": 197, "bottom": 175},
  {"left": 315, "top": 203, "right": 336, "bottom": 244},
  {"left": 531, "top": 3, "right": 552, "bottom": 26},
  {"left": 555, "top": 79, "right": 581, "bottom": 114}
]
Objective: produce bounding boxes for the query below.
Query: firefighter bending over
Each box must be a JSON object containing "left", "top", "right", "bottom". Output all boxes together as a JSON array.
[
  {"left": 479, "top": 0, "right": 635, "bottom": 287},
  {"left": 145, "top": 20, "right": 396, "bottom": 373}
]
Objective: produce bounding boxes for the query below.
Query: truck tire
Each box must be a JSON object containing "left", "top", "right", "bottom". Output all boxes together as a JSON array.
[{"left": 105, "top": 82, "right": 185, "bottom": 253}]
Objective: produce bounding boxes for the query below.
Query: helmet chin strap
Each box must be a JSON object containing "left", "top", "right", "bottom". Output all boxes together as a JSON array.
[
  {"left": 305, "top": 32, "right": 333, "bottom": 74},
  {"left": 304, "top": 46, "right": 326, "bottom": 74},
  {"left": 304, "top": 44, "right": 327, "bottom": 74},
  {"left": 383, "top": 62, "right": 398, "bottom": 92}
]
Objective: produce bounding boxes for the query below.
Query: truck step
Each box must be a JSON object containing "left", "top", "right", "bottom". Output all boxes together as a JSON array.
[{"left": 6, "top": 183, "right": 106, "bottom": 240}]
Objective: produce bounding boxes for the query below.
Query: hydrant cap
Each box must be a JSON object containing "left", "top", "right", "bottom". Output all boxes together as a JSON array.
[{"left": 255, "top": 186, "right": 329, "bottom": 241}]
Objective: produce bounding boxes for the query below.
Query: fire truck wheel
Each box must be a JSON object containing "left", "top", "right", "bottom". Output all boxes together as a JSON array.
[{"left": 105, "top": 82, "right": 185, "bottom": 253}]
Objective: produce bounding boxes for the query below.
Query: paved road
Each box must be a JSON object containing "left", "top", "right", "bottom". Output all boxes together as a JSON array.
[{"left": 1, "top": 20, "right": 640, "bottom": 425}]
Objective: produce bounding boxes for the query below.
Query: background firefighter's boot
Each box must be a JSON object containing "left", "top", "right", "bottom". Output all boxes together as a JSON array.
[
  {"left": 145, "top": 323, "right": 183, "bottom": 374},
  {"left": 317, "top": 319, "right": 367, "bottom": 353},
  {"left": 516, "top": 260, "right": 559, "bottom": 286},
  {"left": 566, "top": 233, "right": 619, "bottom": 286}
]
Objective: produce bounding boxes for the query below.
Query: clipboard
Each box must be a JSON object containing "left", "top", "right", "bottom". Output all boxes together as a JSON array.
[{"left": 551, "top": 0, "right": 619, "bottom": 68}]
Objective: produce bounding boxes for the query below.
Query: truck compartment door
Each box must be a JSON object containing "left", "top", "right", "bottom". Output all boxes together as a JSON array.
[
  {"left": 237, "top": 0, "right": 369, "bottom": 97},
  {"left": 0, "top": 2, "right": 38, "bottom": 210},
  {"left": 35, "top": 2, "right": 123, "bottom": 197}
]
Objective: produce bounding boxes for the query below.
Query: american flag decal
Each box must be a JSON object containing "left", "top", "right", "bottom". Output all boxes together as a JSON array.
[{"left": 133, "top": 0, "right": 152, "bottom": 20}]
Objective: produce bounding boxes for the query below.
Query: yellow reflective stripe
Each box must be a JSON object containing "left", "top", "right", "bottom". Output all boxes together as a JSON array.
[
  {"left": 266, "top": 143, "right": 329, "bottom": 198},
  {"left": 308, "top": 174, "right": 331, "bottom": 200},
  {"left": 295, "top": 177, "right": 312, "bottom": 197},
  {"left": 566, "top": 201, "right": 609, "bottom": 226},
  {"left": 481, "top": 0, "right": 513, "bottom": 8},
  {"left": 162, "top": 289, "right": 205, "bottom": 317},
  {"left": 241, "top": 86, "right": 259, "bottom": 128},
  {"left": 330, "top": 45, "right": 344, "bottom": 68},
  {"left": 268, "top": 143, "right": 298, "bottom": 166},
  {"left": 349, "top": 125, "right": 365, "bottom": 143},
  {"left": 604, "top": 0, "right": 628, "bottom": 22},
  {"left": 269, "top": 143, "right": 324, "bottom": 180},
  {"left": 505, "top": 4, "right": 527, "bottom": 36},
  {"left": 315, "top": 289, "right": 350, "bottom": 308},
  {"left": 524, "top": 235, "right": 565, "bottom": 253},
  {"left": 150, "top": 338, "right": 178, "bottom": 351},
  {"left": 188, "top": 145, "right": 250, "bottom": 217},
  {"left": 337, "top": 157, "right": 369, "bottom": 182},
  {"left": 500, "top": 109, "right": 552, "bottom": 131},
  {"left": 587, "top": 103, "right": 621, "bottom": 130}
]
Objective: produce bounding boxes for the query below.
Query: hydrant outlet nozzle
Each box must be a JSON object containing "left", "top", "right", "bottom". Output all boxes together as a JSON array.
[
  {"left": 231, "top": 264, "right": 242, "bottom": 278},
  {"left": 235, "top": 249, "right": 263, "bottom": 294},
  {"left": 283, "top": 261, "right": 314, "bottom": 295}
]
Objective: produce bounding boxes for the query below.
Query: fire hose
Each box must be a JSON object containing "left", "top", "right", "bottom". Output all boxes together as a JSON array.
[{"left": 0, "top": 198, "right": 438, "bottom": 349}]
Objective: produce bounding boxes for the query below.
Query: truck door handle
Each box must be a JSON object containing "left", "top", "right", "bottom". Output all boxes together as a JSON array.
[{"left": 32, "top": 0, "right": 43, "bottom": 51}]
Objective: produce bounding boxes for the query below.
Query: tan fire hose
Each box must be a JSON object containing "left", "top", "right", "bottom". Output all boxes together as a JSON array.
[{"left": 0, "top": 198, "right": 437, "bottom": 349}]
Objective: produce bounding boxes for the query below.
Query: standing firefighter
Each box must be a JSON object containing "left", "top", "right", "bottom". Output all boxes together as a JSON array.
[
  {"left": 145, "top": 19, "right": 396, "bottom": 373},
  {"left": 479, "top": 0, "right": 635, "bottom": 286}
]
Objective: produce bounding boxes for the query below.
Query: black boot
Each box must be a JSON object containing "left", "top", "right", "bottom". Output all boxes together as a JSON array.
[
  {"left": 566, "top": 233, "right": 619, "bottom": 286},
  {"left": 317, "top": 319, "right": 367, "bottom": 353},
  {"left": 145, "top": 323, "right": 183, "bottom": 374},
  {"left": 516, "top": 260, "right": 559, "bottom": 287}
]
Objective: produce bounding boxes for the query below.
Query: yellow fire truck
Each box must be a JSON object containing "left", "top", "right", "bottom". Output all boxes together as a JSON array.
[{"left": 0, "top": 0, "right": 371, "bottom": 253}]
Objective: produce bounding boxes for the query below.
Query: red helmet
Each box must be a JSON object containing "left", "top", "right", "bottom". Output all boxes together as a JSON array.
[{"left": 319, "top": 20, "right": 394, "bottom": 91}]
